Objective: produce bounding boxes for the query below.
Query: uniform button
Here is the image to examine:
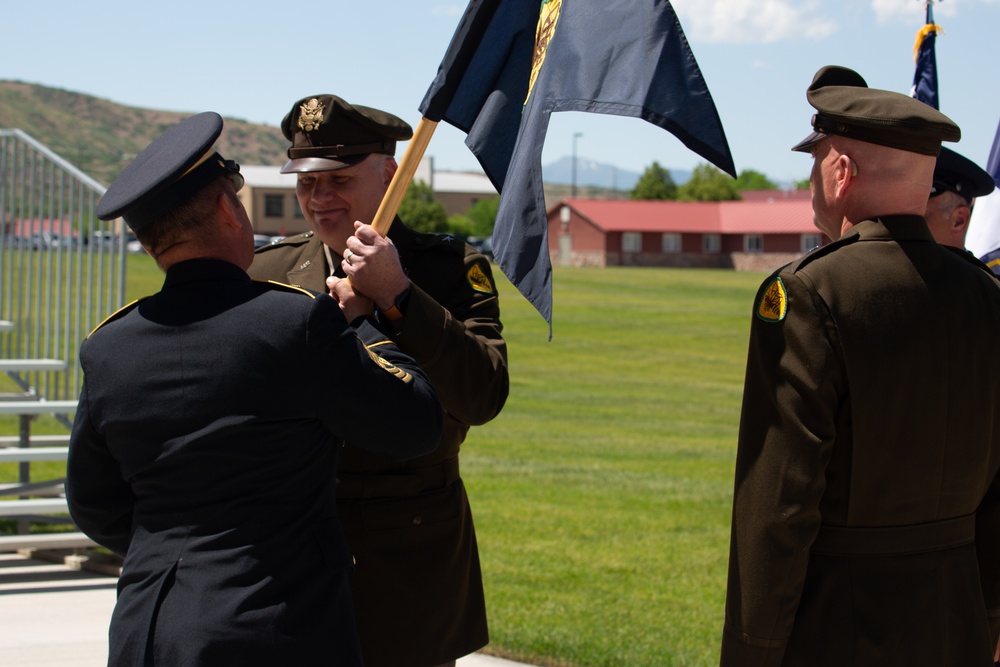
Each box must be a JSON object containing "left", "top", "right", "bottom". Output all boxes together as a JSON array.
[{"left": 412, "top": 515, "right": 422, "bottom": 525}]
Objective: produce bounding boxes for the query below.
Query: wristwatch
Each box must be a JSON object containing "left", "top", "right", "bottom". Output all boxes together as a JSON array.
[{"left": 380, "top": 286, "right": 411, "bottom": 322}]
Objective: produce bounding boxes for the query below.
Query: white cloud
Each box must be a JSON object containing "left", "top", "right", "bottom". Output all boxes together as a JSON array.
[
  {"left": 672, "top": 0, "right": 837, "bottom": 43},
  {"left": 431, "top": 5, "right": 464, "bottom": 18}
]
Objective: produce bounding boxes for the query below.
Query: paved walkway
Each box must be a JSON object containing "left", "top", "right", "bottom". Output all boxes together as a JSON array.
[{"left": 0, "top": 552, "right": 530, "bottom": 666}]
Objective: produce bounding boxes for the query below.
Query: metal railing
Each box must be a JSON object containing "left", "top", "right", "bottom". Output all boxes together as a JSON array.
[{"left": 1, "top": 128, "right": 127, "bottom": 422}]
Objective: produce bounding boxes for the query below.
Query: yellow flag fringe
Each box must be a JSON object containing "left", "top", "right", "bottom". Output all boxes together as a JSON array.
[{"left": 913, "top": 23, "right": 943, "bottom": 61}]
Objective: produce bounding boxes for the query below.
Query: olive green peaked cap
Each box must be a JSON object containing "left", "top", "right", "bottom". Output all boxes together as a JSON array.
[
  {"left": 280, "top": 94, "right": 413, "bottom": 173},
  {"left": 791, "top": 65, "right": 960, "bottom": 156}
]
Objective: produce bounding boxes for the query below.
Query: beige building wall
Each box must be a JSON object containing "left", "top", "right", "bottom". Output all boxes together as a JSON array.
[
  {"left": 237, "top": 160, "right": 497, "bottom": 236},
  {"left": 238, "top": 186, "right": 309, "bottom": 237}
]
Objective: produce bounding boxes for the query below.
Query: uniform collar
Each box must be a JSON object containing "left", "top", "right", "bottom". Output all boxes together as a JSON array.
[
  {"left": 844, "top": 215, "right": 935, "bottom": 243},
  {"left": 162, "top": 258, "right": 250, "bottom": 289}
]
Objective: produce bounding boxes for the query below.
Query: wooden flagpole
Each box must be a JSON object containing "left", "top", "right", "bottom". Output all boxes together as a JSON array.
[{"left": 371, "top": 118, "right": 439, "bottom": 237}]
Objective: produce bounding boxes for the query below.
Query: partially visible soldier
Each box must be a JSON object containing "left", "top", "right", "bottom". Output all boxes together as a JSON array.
[
  {"left": 721, "top": 65, "right": 1000, "bottom": 667},
  {"left": 924, "top": 146, "right": 995, "bottom": 248},
  {"left": 249, "top": 95, "right": 509, "bottom": 667}
]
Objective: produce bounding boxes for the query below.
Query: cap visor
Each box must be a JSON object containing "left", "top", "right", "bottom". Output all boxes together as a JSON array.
[
  {"left": 280, "top": 155, "right": 368, "bottom": 174},
  {"left": 791, "top": 130, "right": 828, "bottom": 153}
]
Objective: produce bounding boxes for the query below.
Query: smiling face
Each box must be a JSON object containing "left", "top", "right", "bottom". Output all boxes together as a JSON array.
[{"left": 294, "top": 155, "right": 396, "bottom": 253}]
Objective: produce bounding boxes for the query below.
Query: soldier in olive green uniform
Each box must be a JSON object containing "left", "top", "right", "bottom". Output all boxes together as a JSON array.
[
  {"left": 249, "top": 95, "right": 508, "bottom": 667},
  {"left": 721, "top": 66, "right": 1000, "bottom": 666}
]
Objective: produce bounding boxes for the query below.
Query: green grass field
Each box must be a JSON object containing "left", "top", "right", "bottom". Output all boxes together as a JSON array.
[
  {"left": 2, "top": 255, "right": 768, "bottom": 666},
  {"left": 466, "top": 265, "right": 761, "bottom": 666}
]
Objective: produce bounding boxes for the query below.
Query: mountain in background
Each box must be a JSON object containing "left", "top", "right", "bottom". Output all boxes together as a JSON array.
[
  {"left": 0, "top": 80, "right": 288, "bottom": 187},
  {"left": 1, "top": 80, "right": 699, "bottom": 195},
  {"left": 541, "top": 156, "right": 692, "bottom": 191}
]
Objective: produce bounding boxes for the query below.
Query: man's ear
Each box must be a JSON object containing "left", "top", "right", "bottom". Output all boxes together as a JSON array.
[
  {"left": 216, "top": 192, "right": 243, "bottom": 231},
  {"left": 383, "top": 157, "right": 398, "bottom": 188},
  {"left": 835, "top": 154, "right": 855, "bottom": 197},
  {"left": 953, "top": 201, "right": 972, "bottom": 236}
]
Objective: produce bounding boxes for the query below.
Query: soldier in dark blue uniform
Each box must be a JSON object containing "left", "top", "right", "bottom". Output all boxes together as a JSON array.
[
  {"left": 250, "top": 95, "right": 508, "bottom": 667},
  {"left": 924, "top": 146, "right": 995, "bottom": 248},
  {"left": 722, "top": 66, "right": 1000, "bottom": 667},
  {"left": 65, "top": 111, "right": 442, "bottom": 666}
]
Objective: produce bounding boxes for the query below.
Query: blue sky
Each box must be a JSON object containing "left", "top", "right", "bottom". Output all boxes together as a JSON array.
[{"left": 2, "top": 0, "right": 998, "bottom": 184}]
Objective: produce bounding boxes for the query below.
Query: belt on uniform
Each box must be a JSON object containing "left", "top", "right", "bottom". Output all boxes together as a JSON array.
[
  {"left": 335, "top": 458, "right": 460, "bottom": 499},
  {"left": 811, "top": 513, "right": 976, "bottom": 556}
]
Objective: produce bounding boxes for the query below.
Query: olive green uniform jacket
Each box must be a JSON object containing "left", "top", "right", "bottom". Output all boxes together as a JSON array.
[
  {"left": 250, "top": 219, "right": 508, "bottom": 667},
  {"left": 722, "top": 217, "right": 1000, "bottom": 667}
]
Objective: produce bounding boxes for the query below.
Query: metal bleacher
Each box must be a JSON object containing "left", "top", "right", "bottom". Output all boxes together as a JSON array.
[{"left": 1, "top": 128, "right": 127, "bottom": 552}]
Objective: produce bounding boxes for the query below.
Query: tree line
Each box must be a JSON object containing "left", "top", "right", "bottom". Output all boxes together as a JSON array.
[
  {"left": 630, "top": 161, "right": 809, "bottom": 201},
  {"left": 398, "top": 163, "right": 809, "bottom": 238}
]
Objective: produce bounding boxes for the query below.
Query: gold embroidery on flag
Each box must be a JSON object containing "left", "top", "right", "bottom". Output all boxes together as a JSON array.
[{"left": 526, "top": 0, "right": 563, "bottom": 104}]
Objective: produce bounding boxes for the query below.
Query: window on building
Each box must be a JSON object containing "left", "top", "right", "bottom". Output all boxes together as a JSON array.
[
  {"left": 264, "top": 194, "right": 284, "bottom": 218},
  {"left": 293, "top": 199, "right": 304, "bottom": 218},
  {"left": 623, "top": 232, "right": 642, "bottom": 253},
  {"left": 744, "top": 234, "right": 763, "bottom": 253},
  {"left": 801, "top": 234, "right": 821, "bottom": 253},
  {"left": 661, "top": 233, "right": 681, "bottom": 254},
  {"left": 703, "top": 234, "right": 721, "bottom": 254}
]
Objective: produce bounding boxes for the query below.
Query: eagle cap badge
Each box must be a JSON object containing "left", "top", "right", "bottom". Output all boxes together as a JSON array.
[{"left": 298, "top": 98, "right": 325, "bottom": 132}]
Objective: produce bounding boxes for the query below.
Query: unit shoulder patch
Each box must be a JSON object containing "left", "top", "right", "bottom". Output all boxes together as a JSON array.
[
  {"left": 756, "top": 277, "right": 788, "bottom": 323},
  {"left": 467, "top": 262, "right": 495, "bottom": 294}
]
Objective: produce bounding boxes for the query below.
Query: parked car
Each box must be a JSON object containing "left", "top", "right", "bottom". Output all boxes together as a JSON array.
[
  {"left": 23, "top": 232, "right": 73, "bottom": 249},
  {"left": 89, "top": 232, "right": 117, "bottom": 249}
]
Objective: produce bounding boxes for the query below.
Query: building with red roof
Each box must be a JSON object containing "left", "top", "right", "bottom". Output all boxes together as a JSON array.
[{"left": 548, "top": 194, "right": 828, "bottom": 272}]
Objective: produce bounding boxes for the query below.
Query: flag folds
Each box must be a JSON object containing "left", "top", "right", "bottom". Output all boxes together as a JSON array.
[
  {"left": 911, "top": 7, "right": 941, "bottom": 109},
  {"left": 420, "top": 0, "right": 735, "bottom": 333},
  {"left": 967, "top": 117, "right": 1000, "bottom": 277}
]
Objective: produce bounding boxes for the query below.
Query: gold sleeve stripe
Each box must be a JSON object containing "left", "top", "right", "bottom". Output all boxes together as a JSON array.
[{"left": 364, "top": 344, "right": 413, "bottom": 383}]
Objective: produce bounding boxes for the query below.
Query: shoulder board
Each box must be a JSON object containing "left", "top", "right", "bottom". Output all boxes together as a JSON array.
[
  {"left": 87, "top": 298, "right": 145, "bottom": 338},
  {"left": 253, "top": 279, "right": 318, "bottom": 298},
  {"left": 254, "top": 231, "right": 314, "bottom": 254}
]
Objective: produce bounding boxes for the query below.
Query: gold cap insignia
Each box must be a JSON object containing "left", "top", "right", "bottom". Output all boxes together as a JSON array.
[
  {"left": 756, "top": 277, "right": 787, "bottom": 323},
  {"left": 298, "top": 98, "right": 325, "bottom": 132},
  {"left": 467, "top": 263, "right": 495, "bottom": 294}
]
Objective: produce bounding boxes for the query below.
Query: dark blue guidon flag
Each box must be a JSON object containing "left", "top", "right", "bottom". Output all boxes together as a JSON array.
[
  {"left": 910, "top": 7, "right": 940, "bottom": 110},
  {"left": 419, "top": 0, "right": 735, "bottom": 336}
]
